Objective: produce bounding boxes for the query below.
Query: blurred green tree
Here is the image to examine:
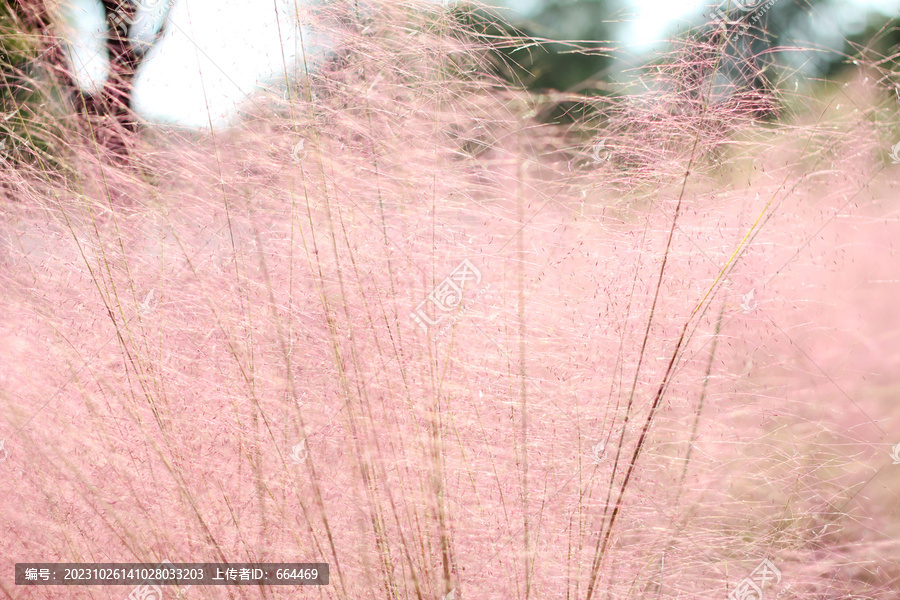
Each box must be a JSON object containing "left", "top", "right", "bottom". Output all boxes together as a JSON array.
[
  {"left": 459, "top": 0, "right": 623, "bottom": 88},
  {"left": 458, "top": 0, "right": 625, "bottom": 121},
  {"left": 462, "top": 0, "right": 897, "bottom": 121},
  {"left": 0, "top": 0, "right": 70, "bottom": 169},
  {"left": 695, "top": 0, "right": 899, "bottom": 119},
  {"left": 510, "top": 0, "right": 627, "bottom": 91}
]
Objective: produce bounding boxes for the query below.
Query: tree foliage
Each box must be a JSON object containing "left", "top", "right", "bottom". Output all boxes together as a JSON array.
[
  {"left": 0, "top": 0, "right": 70, "bottom": 169},
  {"left": 460, "top": 0, "right": 897, "bottom": 123},
  {"left": 459, "top": 0, "right": 625, "bottom": 95}
]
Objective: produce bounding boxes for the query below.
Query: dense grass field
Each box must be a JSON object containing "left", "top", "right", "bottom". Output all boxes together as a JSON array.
[{"left": 1, "top": 1, "right": 899, "bottom": 598}]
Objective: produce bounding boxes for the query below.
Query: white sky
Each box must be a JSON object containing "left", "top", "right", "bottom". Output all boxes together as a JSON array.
[
  {"left": 60, "top": 0, "right": 900, "bottom": 129},
  {"left": 63, "top": 0, "right": 328, "bottom": 128}
]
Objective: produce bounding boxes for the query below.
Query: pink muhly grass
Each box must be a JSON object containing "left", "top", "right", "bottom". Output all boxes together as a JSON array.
[{"left": 1, "top": 2, "right": 899, "bottom": 599}]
